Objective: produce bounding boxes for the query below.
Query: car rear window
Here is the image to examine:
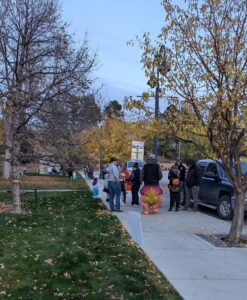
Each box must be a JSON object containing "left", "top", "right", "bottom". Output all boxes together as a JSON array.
[
  {"left": 206, "top": 163, "right": 217, "bottom": 175},
  {"left": 127, "top": 161, "right": 144, "bottom": 168},
  {"left": 197, "top": 162, "right": 207, "bottom": 174}
]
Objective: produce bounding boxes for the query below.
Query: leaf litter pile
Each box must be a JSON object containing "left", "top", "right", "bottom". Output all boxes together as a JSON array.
[{"left": 0, "top": 187, "right": 181, "bottom": 299}]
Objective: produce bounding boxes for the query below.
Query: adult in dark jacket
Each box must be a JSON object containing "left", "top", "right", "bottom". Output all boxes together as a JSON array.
[
  {"left": 129, "top": 162, "right": 141, "bottom": 205},
  {"left": 175, "top": 158, "right": 186, "bottom": 206},
  {"left": 184, "top": 159, "right": 202, "bottom": 211}
]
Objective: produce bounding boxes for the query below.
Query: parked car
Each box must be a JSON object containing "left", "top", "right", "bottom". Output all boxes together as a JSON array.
[
  {"left": 125, "top": 160, "right": 144, "bottom": 173},
  {"left": 197, "top": 159, "right": 247, "bottom": 220}
]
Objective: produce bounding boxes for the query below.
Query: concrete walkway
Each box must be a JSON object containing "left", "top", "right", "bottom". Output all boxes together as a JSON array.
[{"left": 85, "top": 175, "right": 247, "bottom": 300}]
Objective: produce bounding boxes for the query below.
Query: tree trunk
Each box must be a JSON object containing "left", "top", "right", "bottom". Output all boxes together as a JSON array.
[
  {"left": 3, "top": 112, "right": 12, "bottom": 179},
  {"left": 11, "top": 155, "right": 22, "bottom": 214},
  {"left": 12, "top": 178, "right": 21, "bottom": 214},
  {"left": 11, "top": 117, "right": 22, "bottom": 214},
  {"left": 3, "top": 148, "right": 11, "bottom": 179},
  {"left": 229, "top": 191, "right": 245, "bottom": 243}
]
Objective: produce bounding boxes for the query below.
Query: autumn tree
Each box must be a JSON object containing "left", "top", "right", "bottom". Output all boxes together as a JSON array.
[
  {"left": 103, "top": 100, "right": 124, "bottom": 119},
  {"left": 0, "top": 0, "right": 96, "bottom": 213},
  {"left": 129, "top": 0, "right": 247, "bottom": 243},
  {"left": 37, "top": 93, "right": 101, "bottom": 167},
  {"left": 83, "top": 118, "right": 153, "bottom": 164}
]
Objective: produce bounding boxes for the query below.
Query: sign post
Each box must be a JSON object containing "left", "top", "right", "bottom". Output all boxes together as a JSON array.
[{"left": 131, "top": 141, "right": 144, "bottom": 161}]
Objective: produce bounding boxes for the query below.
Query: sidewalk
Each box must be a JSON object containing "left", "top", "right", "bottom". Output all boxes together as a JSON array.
[{"left": 86, "top": 176, "right": 247, "bottom": 300}]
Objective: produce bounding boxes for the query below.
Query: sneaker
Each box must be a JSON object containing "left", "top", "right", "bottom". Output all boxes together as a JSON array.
[{"left": 115, "top": 209, "right": 124, "bottom": 212}]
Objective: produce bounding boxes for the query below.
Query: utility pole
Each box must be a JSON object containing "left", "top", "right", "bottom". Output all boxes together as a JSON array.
[
  {"left": 147, "top": 45, "right": 170, "bottom": 160},
  {"left": 153, "top": 69, "right": 160, "bottom": 158}
]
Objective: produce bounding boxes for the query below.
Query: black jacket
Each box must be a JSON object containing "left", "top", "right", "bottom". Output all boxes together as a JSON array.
[
  {"left": 171, "top": 163, "right": 186, "bottom": 181},
  {"left": 178, "top": 164, "right": 186, "bottom": 181},
  {"left": 130, "top": 168, "right": 141, "bottom": 186},
  {"left": 141, "top": 158, "right": 163, "bottom": 186},
  {"left": 185, "top": 161, "right": 202, "bottom": 188},
  {"left": 168, "top": 170, "right": 180, "bottom": 193}
]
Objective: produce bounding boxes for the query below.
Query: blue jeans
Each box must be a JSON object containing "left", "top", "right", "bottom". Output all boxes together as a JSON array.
[
  {"left": 180, "top": 181, "right": 186, "bottom": 205},
  {"left": 131, "top": 185, "right": 140, "bottom": 205},
  {"left": 108, "top": 181, "right": 121, "bottom": 211}
]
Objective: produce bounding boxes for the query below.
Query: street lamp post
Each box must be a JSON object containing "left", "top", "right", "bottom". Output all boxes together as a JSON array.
[{"left": 147, "top": 45, "right": 170, "bottom": 159}]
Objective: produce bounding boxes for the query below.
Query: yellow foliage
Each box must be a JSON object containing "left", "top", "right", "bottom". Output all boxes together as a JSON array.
[{"left": 82, "top": 118, "right": 152, "bottom": 163}]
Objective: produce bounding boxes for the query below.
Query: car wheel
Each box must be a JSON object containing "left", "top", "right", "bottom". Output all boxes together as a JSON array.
[{"left": 217, "top": 195, "right": 233, "bottom": 220}]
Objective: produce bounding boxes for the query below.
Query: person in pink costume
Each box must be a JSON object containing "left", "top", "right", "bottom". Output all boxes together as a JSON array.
[{"left": 140, "top": 154, "right": 163, "bottom": 215}]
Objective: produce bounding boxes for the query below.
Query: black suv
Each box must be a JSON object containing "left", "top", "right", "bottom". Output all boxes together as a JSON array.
[{"left": 197, "top": 159, "right": 247, "bottom": 220}]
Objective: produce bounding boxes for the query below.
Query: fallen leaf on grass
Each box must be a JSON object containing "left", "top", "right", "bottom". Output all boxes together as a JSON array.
[
  {"left": 96, "top": 210, "right": 111, "bottom": 216},
  {"left": 0, "top": 291, "right": 6, "bottom": 295},
  {"left": 63, "top": 272, "right": 71, "bottom": 278},
  {"left": 44, "top": 258, "right": 54, "bottom": 265}
]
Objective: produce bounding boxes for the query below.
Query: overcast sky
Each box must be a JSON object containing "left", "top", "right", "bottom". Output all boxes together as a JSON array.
[{"left": 62, "top": 0, "right": 166, "bottom": 105}]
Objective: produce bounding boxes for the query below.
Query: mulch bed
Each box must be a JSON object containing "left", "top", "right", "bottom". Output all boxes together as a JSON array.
[{"left": 197, "top": 233, "right": 247, "bottom": 248}]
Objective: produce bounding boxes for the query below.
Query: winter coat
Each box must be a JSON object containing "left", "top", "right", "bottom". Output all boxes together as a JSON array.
[
  {"left": 130, "top": 168, "right": 141, "bottom": 187},
  {"left": 141, "top": 158, "right": 163, "bottom": 186},
  {"left": 185, "top": 161, "right": 202, "bottom": 188},
  {"left": 168, "top": 170, "right": 180, "bottom": 193},
  {"left": 178, "top": 164, "right": 186, "bottom": 181}
]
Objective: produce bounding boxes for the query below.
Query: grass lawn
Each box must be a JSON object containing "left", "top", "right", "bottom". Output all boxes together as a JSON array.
[{"left": 0, "top": 177, "right": 181, "bottom": 299}]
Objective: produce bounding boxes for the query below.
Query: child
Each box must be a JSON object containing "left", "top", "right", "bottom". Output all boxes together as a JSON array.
[
  {"left": 168, "top": 165, "right": 180, "bottom": 211},
  {"left": 92, "top": 178, "right": 100, "bottom": 199},
  {"left": 120, "top": 166, "right": 130, "bottom": 204}
]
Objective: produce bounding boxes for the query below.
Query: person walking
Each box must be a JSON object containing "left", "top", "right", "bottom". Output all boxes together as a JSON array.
[
  {"left": 184, "top": 159, "right": 202, "bottom": 211},
  {"left": 68, "top": 164, "right": 74, "bottom": 179},
  {"left": 88, "top": 164, "right": 94, "bottom": 179},
  {"left": 84, "top": 164, "right": 89, "bottom": 179},
  {"left": 168, "top": 165, "right": 180, "bottom": 211},
  {"left": 129, "top": 162, "right": 141, "bottom": 205},
  {"left": 108, "top": 157, "right": 122, "bottom": 212}
]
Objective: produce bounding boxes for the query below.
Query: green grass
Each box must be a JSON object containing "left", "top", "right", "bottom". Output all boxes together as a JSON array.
[{"left": 0, "top": 179, "right": 181, "bottom": 299}]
